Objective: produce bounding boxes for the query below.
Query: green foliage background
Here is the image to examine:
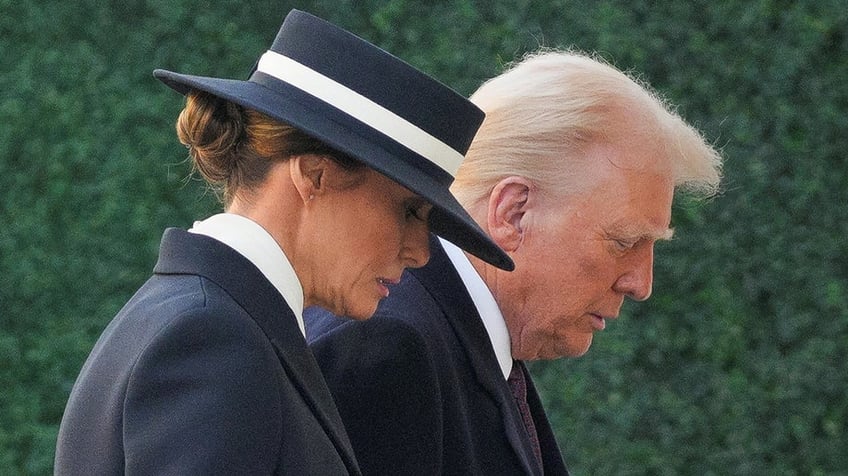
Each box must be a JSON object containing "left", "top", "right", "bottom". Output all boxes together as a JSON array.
[{"left": 2, "top": 0, "right": 846, "bottom": 474}]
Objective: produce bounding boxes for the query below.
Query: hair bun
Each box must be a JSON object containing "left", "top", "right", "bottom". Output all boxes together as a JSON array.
[{"left": 176, "top": 91, "right": 246, "bottom": 185}]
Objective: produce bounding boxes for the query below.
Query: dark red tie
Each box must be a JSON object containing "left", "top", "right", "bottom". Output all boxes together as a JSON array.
[{"left": 507, "top": 361, "right": 543, "bottom": 468}]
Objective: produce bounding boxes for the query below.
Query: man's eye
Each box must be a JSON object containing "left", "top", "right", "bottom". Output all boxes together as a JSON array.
[{"left": 613, "top": 239, "right": 635, "bottom": 251}]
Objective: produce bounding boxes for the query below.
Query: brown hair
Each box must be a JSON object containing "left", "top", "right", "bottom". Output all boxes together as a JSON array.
[{"left": 176, "top": 91, "right": 362, "bottom": 205}]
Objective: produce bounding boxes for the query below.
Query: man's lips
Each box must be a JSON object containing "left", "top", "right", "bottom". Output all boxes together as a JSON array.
[
  {"left": 590, "top": 313, "right": 617, "bottom": 331},
  {"left": 590, "top": 314, "right": 606, "bottom": 330}
]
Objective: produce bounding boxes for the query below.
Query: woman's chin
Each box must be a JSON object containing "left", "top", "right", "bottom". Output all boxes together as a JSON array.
[{"left": 341, "top": 301, "right": 381, "bottom": 321}]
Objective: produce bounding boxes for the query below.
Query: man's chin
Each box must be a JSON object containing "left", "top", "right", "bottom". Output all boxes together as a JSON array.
[{"left": 554, "top": 335, "right": 594, "bottom": 360}]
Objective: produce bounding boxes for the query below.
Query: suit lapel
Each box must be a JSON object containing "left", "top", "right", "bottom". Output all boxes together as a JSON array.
[
  {"left": 409, "top": 236, "right": 542, "bottom": 476},
  {"left": 154, "top": 228, "right": 360, "bottom": 474}
]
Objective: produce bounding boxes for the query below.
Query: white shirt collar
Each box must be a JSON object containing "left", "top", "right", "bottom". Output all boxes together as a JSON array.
[
  {"left": 439, "top": 237, "right": 513, "bottom": 380},
  {"left": 189, "top": 213, "right": 306, "bottom": 337}
]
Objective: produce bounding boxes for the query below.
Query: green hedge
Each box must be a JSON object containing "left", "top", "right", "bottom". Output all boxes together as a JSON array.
[{"left": 2, "top": 1, "right": 845, "bottom": 474}]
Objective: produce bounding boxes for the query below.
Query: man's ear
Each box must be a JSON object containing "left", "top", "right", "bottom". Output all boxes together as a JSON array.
[
  {"left": 290, "top": 154, "right": 327, "bottom": 203},
  {"left": 487, "top": 176, "right": 532, "bottom": 252}
]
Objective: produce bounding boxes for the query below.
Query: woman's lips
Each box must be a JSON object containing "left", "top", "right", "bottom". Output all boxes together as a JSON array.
[{"left": 377, "top": 277, "right": 400, "bottom": 298}]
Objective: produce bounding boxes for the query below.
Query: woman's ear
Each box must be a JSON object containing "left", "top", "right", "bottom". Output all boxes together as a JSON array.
[
  {"left": 487, "top": 176, "right": 532, "bottom": 252},
  {"left": 290, "top": 154, "right": 327, "bottom": 203}
]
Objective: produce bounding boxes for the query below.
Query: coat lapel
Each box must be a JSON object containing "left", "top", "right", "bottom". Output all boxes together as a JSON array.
[
  {"left": 408, "top": 236, "right": 542, "bottom": 476},
  {"left": 154, "top": 228, "right": 360, "bottom": 474}
]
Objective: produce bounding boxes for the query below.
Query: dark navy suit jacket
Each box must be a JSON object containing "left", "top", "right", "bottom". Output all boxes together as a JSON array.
[
  {"left": 306, "top": 237, "right": 568, "bottom": 475},
  {"left": 55, "top": 228, "right": 360, "bottom": 475}
]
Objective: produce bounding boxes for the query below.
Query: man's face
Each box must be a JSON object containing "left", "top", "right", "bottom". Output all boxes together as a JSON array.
[{"left": 496, "top": 140, "right": 674, "bottom": 360}]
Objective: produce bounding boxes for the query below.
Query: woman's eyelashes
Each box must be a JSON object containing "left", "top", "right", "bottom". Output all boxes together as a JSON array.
[{"left": 404, "top": 199, "right": 431, "bottom": 222}]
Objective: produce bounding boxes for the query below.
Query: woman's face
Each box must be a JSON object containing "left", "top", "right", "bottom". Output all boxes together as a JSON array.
[{"left": 305, "top": 167, "right": 432, "bottom": 320}]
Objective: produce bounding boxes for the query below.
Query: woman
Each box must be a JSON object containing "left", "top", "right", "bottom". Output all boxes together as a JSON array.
[{"left": 54, "top": 10, "right": 512, "bottom": 475}]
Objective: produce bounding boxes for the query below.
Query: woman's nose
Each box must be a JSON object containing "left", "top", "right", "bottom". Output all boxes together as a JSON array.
[{"left": 401, "top": 222, "right": 431, "bottom": 269}]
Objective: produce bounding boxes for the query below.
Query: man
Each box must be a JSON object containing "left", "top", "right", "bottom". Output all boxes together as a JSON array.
[{"left": 305, "top": 50, "right": 723, "bottom": 475}]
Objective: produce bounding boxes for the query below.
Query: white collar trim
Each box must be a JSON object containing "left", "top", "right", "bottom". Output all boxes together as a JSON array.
[
  {"left": 440, "top": 237, "right": 513, "bottom": 379},
  {"left": 189, "top": 213, "right": 305, "bottom": 336}
]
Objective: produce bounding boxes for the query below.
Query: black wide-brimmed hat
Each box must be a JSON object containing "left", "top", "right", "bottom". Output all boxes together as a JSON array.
[{"left": 154, "top": 9, "right": 513, "bottom": 271}]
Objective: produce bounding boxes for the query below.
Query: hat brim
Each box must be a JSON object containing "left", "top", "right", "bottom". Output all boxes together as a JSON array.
[{"left": 154, "top": 70, "right": 514, "bottom": 271}]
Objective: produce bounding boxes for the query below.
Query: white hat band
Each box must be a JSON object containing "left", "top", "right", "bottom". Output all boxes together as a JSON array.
[{"left": 256, "top": 51, "right": 464, "bottom": 177}]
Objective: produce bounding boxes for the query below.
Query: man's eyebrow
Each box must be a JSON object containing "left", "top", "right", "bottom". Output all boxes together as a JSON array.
[
  {"left": 611, "top": 225, "right": 675, "bottom": 241},
  {"left": 634, "top": 229, "right": 674, "bottom": 242},
  {"left": 657, "top": 227, "right": 675, "bottom": 241}
]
